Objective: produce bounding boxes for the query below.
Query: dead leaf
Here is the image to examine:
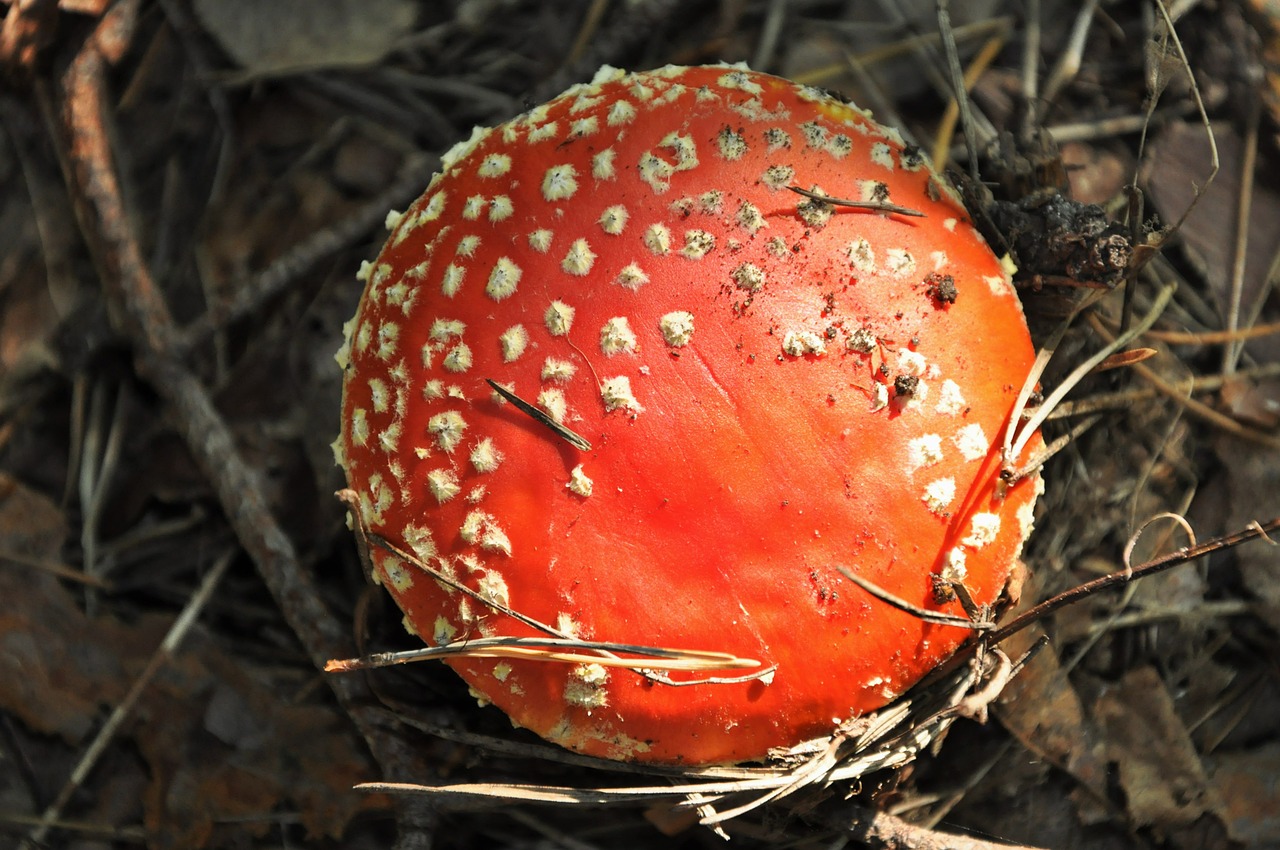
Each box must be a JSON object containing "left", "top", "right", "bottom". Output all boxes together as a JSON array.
[
  {"left": 191, "top": 0, "right": 417, "bottom": 79},
  {"left": 1205, "top": 741, "right": 1280, "bottom": 845},
  {"left": 1143, "top": 122, "right": 1280, "bottom": 365},
  {"left": 0, "top": 504, "right": 374, "bottom": 847},
  {"left": 1093, "top": 666, "right": 1226, "bottom": 831},
  {"left": 996, "top": 623, "right": 1112, "bottom": 825}
]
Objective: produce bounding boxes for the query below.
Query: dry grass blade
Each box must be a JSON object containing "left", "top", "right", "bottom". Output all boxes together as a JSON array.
[
  {"left": 353, "top": 656, "right": 997, "bottom": 828},
  {"left": 1006, "top": 283, "right": 1176, "bottom": 467},
  {"left": 326, "top": 637, "right": 762, "bottom": 673},
  {"left": 335, "top": 491, "right": 775, "bottom": 687}
]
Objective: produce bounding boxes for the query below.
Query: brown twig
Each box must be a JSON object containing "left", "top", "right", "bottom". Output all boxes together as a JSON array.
[
  {"left": 989, "top": 515, "right": 1280, "bottom": 646},
  {"left": 55, "top": 0, "right": 430, "bottom": 837},
  {"left": 818, "top": 801, "right": 1047, "bottom": 850}
]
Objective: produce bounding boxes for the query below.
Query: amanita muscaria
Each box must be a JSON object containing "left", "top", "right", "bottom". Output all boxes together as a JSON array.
[{"left": 336, "top": 64, "right": 1042, "bottom": 766}]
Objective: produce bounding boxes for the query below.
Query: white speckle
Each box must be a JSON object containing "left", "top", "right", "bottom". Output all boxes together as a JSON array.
[
  {"left": 564, "top": 663, "right": 609, "bottom": 709},
  {"left": 931, "top": 250, "right": 949, "bottom": 271},
  {"left": 614, "top": 263, "right": 649, "bottom": 290},
  {"left": 355, "top": 321, "right": 372, "bottom": 354},
  {"left": 763, "top": 127, "right": 791, "bottom": 151},
  {"left": 427, "top": 468, "right": 461, "bottom": 503},
  {"left": 441, "top": 263, "right": 465, "bottom": 297},
  {"left": 643, "top": 223, "right": 672, "bottom": 255},
  {"left": 538, "top": 388, "right": 568, "bottom": 423},
  {"left": 541, "top": 357, "right": 576, "bottom": 382},
  {"left": 462, "top": 195, "right": 486, "bottom": 220},
  {"left": 718, "top": 69, "right": 763, "bottom": 94},
  {"left": 940, "top": 548, "right": 968, "bottom": 584},
  {"left": 356, "top": 260, "right": 373, "bottom": 283},
  {"left": 963, "top": 513, "right": 1002, "bottom": 549},
  {"left": 470, "top": 438, "right": 502, "bottom": 474},
  {"left": 606, "top": 99, "right": 636, "bottom": 126},
  {"left": 736, "top": 201, "right": 766, "bottom": 233},
  {"left": 954, "top": 423, "right": 990, "bottom": 461},
  {"left": 923, "top": 478, "right": 956, "bottom": 515},
  {"left": 944, "top": 218, "right": 958, "bottom": 231},
  {"left": 886, "top": 249, "right": 916, "bottom": 277},
  {"left": 598, "top": 205, "right": 628, "bottom": 235},
  {"left": 600, "top": 317, "right": 638, "bottom": 356},
  {"left": 699, "top": 190, "right": 723, "bottom": 214},
  {"left": 662, "top": 132, "right": 698, "bottom": 170},
  {"left": 488, "top": 195, "right": 514, "bottom": 222},
  {"left": 935, "top": 379, "right": 966, "bottom": 415},
  {"left": 429, "top": 318, "right": 466, "bottom": 342},
  {"left": 732, "top": 262, "right": 765, "bottom": 292},
  {"left": 870, "top": 382, "right": 889, "bottom": 412},
  {"left": 782, "top": 330, "right": 826, "bottom": 357},
  {"left": 638, "top": 150, "right": 675, "bottom": 193},
  {"left": 847, "top": 238, "right": 876, "bottom": 272},
  {"left": 487, "top": 381, "right": 512, "bottom": 405},
  {"left": 375, "top": 323, "right": 399, "bottom": 360},
  {"left": 762, "top": 164, "right": 795, "bottom": 190},
  {"left": 681, "top": 230, "right": 715, "bottom": 260},
  {"left": 420, "top": 191, "right": 445, "bottom": 223},
  {"left": 717, "top": 127, "right": 748, "bottom": 160},
  {"left": 368, "top": 378, "right": 390, "bottom": 413},
  {"left": 985, "top": 273, "right": 1015, "bottom": 297},
  {"left": 800, "top": 121, "right": 828, "bottom": 148},
  {"left": 906, "top": 434, "right": 944, "bottom": 474},
  {"left": 486, "top": 257, "right": 522, "bottom": 301},
  {"left": 567, "top": 464, "right": 594, "bottom": 497},
  {"left": 428, "top": 411, "right": 467, "bottom": 453},
  {"left": 492, "top": 662, "right": 512, "bottom": 682},
  {"left": 350, "top": 409, "right": 369, "bottom": 446},
  {"left": 870, "top": 142, "right": 895, "bottom": 170},
  {"left": 477, "top": 153, "right": 511, "bottom": 178},
  {"left": 796, "top": 190, "right": 833, "bottom": 227},
  {"left": 441, "top": 125, "right": 491, "bottom": 170},
  {"left": 527, "top": 120, "right": 559, "bottom": 143},
  {"left": 433, "top": 617, "right": 457, "bottom": 645},
  {"left": 499, "top": 325, "right": 528, "bottom": 362},
  {"left": 403, "top": 524, "right": 436, "bottom": 561},
  {"left": 456, "top": 235, "right": 481, "bottom": 258},
  {"left": 384, "top": 209, "right": 403, "bottom": 231},
  {"left": 561, "top": 238, "right": 596, "bottom": 276},
  {"left": 528, "top": 230, "right": 553, "bottom": 253},
  {"left": 441, "top": 343, "right": 472, "bottom": 373},
  {"left": 592, "top": 148, "right": 617, "bottom": 180},
  {"left": 600, "top": 376, "right": 641, "bottom": 413},
  {"left": 477, "top": 566, "right": 511, "bottom": 601},
  {"left": 422, "top": 379, "right": 444, "bottom": 400},
  {"left": 860, "top": 179, "right": 888, "bottom": 203},
  {"left": 542, "top": 164, "right": 579, "bottom": 201},
  {"left": 826, "top": 134, "right": 853, "bottom": 159},
  {"left": 569, "top": 116, "right": 599, "bottom": 137},
  {"left": 544, "top": 301, "right": 575, "bottom": 336},
  {"left": 898, "top": 350, "right": 927, "bottom": 376},
  {"left": 381, "top": 557, "right": 413, "bottom": 592},
  {"left": 659, "top": 311, "right": 695, "bottom": 346},
  {"left": 570, "top": 90, "right": 604, "bottom": 113}
]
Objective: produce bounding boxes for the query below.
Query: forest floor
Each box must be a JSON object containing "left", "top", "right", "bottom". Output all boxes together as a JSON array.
[{"left": 1, "top": 1, "right": 1279, "bottom": 848}]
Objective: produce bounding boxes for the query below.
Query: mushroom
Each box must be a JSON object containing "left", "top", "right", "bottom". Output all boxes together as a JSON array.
[{"left": 336, "top": 64, "right": 1043, "bottom": 765}]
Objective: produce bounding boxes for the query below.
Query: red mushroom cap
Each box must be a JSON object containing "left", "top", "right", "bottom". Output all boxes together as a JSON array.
[{"left": 337, "top": 64, "right": 1043, "bottom": 765}]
